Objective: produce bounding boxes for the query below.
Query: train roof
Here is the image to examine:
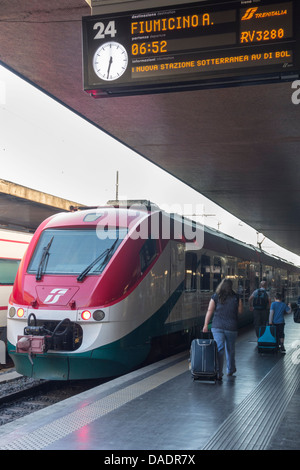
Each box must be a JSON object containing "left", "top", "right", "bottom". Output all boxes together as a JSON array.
[
  {"left": 169, "top": 210, "right": 300, "bottom": 273},
  {"left": 202, "top": 221, "right": 300, "bottom": 273},
  {"left": 37, "top": 201, "right": 300, "bottom": 273}
]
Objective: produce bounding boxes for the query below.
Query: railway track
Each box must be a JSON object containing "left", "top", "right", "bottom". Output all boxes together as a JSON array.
[{"left": 0, "top": 374, "right": 105, "bottom": 426}]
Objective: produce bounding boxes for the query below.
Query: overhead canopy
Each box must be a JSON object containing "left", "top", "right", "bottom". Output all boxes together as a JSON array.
[
  {"left": 0, "top": 180, "right": 81, "bottom": 232},
  {"left": 0, "top": 0, "right": 299, "bottom": 254}
]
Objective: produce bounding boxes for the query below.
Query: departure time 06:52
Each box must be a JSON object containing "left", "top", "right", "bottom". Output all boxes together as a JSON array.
[{"left": 132, "top": 40, "right": 167, "bottom": 55}]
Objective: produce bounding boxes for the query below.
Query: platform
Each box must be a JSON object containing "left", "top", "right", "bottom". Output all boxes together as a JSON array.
[
  {"left": 0, "top": 369, "right": 21, "bottom": 383},
  {"left": 0, "top": 314, "right": 299, "bottom": 451}
]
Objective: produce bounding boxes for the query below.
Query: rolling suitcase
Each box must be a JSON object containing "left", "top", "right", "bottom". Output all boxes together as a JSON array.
[
  {"left": 190, "top": 334, "right": 218, "bottom": 382},
  {"left": 257, "top": 325, "right": 278, "bottom": 353}
]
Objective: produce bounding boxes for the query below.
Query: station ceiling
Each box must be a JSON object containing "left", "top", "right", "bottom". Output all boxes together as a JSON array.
[{"left": 0, "top": 1, "right": 299, "bottom": 255}]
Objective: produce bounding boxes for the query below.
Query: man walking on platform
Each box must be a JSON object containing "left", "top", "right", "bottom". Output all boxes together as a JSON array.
[{"left": 249, "top": 281, "right": 270, "bottom": 337}]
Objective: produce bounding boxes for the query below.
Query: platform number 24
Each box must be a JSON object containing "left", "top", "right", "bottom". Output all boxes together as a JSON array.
[{"left": 93, "top": 21, "right": 117, "bottom": 39}]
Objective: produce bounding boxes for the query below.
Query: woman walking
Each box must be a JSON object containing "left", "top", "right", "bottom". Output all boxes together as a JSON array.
[{"left": 203, "top": 279, "right": 243, "bottom": 380}]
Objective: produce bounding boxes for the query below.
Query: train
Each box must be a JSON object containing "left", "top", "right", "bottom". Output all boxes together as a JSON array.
[
  {"left": 0, "top": 229, "right": 32, "bottom": 364},
  {"left": 7, "top": 201, "right": 300, "bottom": 380}
]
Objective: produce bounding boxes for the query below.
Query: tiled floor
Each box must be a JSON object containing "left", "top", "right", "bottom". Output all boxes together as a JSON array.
[{"left": 0, "top": 314, "right": 299, "bottom": 450}]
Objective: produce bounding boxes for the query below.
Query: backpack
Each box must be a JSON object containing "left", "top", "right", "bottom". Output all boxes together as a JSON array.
[
  {"left": 253, "top": 289, "right": 268, "bottom": 310},
  {"left": 294, "top": 307, "right": 300, "bottom": 324}
]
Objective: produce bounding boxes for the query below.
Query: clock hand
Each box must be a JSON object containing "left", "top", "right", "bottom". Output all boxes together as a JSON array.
[{"left": 107, "top": 56, "right": 113, "bottom": 79}]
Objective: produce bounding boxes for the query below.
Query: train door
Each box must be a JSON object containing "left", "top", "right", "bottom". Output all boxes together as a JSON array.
[
  {"left": 167, "top": 241, "right": 185, "bottom": 323},
  {"left": 184, "top": 250, "right": 198, "bottom": 319},
  {"left": 199, "top": 254, "right": 212, "bottom": 315},
  {"left": 212, "top": 256, "right": 222, "bottom": 291}
]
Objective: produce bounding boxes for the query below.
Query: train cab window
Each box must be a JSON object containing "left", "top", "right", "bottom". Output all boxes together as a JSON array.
[
  {"left": 140, "top": 238, "right": 157, "bottom": 273},
  {"left": 0, "top": 258, "right": 20, "bottom": 285},
  {"left": 185, "top": 252, "right": 197, "bottom": 291},
  {"left": 27, "top": 228, "right": 127, "bottom": 277},
  {"left": 200, "top": 255, "right": 210, "bottom": 290}
]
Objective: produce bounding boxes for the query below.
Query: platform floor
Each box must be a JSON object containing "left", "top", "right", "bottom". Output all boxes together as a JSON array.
[{"left": 0, "top": 314, "right": 299, "bottom": 451}]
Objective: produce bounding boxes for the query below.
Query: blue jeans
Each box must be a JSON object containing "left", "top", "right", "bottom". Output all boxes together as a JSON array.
[{"left": 211, "top": 328, "right": 238, "bottom": 377}]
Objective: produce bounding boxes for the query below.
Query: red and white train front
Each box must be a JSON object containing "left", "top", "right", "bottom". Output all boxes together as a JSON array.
[{"left": 7, "top": 205, "right": 194, "bottom": 380}]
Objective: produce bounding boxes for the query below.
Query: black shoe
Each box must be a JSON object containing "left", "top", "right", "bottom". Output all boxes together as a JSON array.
[{"left": 280, "top": 345, "right": 286, "bottom": 353}]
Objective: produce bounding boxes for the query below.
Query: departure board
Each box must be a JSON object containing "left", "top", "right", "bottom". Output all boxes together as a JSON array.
[{"left": 82, "top": 0, "right": 300, "bottom": 97}]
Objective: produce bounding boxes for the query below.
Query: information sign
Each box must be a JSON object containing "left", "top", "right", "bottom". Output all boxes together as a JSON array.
[{"left": 82, "top": 0, "right": 300, "bottom": 97}]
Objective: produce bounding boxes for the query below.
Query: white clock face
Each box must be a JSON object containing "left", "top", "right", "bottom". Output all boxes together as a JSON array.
[{"left": 93, "top": 42, "right": 128, "bottom": 81}]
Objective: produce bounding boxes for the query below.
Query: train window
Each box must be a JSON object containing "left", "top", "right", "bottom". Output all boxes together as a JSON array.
[
  {"left": 27, "top": 228, "right": 127, "bottom": 276},
  {"left": 185, "top": 252, "right": 197, "bottom": 291},
  {"left": 140, "top": 238, "right": 157, "bottom": 273},
  {"left": 83, "top": 213, "right": 104, "bottom": 222},
  {"left": 200, "top": 254, "right": 210, "bottom": 290},
  {"left": 227, "top": 266, "right": 235, "bottom": 276},
  {"left": 0, "top": 258, "right": 20, "bottom": 285},
  {"left": 213, "top": 257, "right": 222, "bottom": 291}
]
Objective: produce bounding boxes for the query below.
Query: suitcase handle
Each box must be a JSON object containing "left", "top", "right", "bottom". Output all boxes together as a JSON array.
[{"left": 199, "top": 331, "right": 214, "bottom": 340}]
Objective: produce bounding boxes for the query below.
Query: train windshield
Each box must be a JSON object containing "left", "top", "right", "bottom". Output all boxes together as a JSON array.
[{"left": 28, "top": 228, "right": 127, "bottom": 277}]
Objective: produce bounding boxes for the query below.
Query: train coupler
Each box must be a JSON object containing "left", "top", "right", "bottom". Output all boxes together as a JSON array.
[
  {"left": 16, "top": 335, "right": 51, "bottom": 365},
  {"left": 16, "top": 335, "right": 49, "bottom": 355}
]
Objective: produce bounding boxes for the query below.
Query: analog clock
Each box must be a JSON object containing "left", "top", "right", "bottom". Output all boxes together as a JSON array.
[{"left": 93, "top": 42, "right": 128, "bottom": 81}]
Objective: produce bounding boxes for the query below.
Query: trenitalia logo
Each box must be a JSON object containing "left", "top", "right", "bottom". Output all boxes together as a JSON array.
[
  {"left": 44, "top": 288, "right": 68, "bottom": 304},
  {"left": 241, "top": 8, "right": 258, "bottom": 20},
  {"left": 241, "top": 7, "right": 288, "bottom": 20}
]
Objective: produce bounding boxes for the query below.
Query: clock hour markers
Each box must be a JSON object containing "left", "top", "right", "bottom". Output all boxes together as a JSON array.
[{"left": 93, "top": 41, "right": 128, "bottom": 81}]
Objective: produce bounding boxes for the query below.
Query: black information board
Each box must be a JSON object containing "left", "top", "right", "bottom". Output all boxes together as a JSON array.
[{"left": 82, "top": 0, "right": 300, "bottom": 97}]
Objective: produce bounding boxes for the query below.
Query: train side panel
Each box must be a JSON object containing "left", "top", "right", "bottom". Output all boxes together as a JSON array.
[{"left": 0, "top": 229, "right": 32, "bottom": 363}]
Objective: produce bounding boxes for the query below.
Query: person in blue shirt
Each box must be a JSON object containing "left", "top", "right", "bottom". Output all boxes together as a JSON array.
[{"left": 269, "top": 293, "right": 291, "bottom": 353}]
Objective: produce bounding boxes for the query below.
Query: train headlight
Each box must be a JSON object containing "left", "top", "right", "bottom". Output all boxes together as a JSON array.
[
  {"left": 93, "top": 310, "right": 105, "bottom": 321},
  {"left": 79, "top": 309, "right": 105, "bottom": 321},
  {"left": 9, "top": 307, "right": 16, "bottom": 318},
  {"left": 17, "top": 308, "right": 25, "bottom": 318},
  {"left": 81, "top": 310, "right": 92, "bottom": 321}
]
